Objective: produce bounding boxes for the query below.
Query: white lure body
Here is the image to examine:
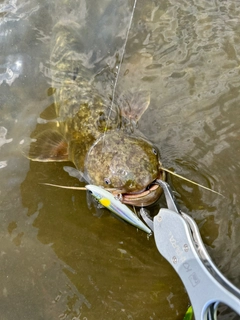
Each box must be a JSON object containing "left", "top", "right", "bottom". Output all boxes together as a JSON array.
[{"left": 86, "top": 185, "right": 152, "bottom": 234}]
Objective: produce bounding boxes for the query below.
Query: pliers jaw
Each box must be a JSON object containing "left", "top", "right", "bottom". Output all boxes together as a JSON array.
[
  {"left": 140, "top": 179, "right": 181, "bottom": 233},
  {"left": 155, "top": 179, "right": 182, "bottom": 214}
]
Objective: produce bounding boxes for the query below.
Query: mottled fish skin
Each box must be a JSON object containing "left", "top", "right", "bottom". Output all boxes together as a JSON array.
[
  {"left": 50, "top": 19, "right": 120, "bottom": 171},
  {"left": 51, "top": 21, "right": 104, "bottom": 120},
  {"left": 29, "top": 1, "right": 165, "bottom": 206},
  {"left": 85, "top": 131, "right": 160, "bottom": 193}
]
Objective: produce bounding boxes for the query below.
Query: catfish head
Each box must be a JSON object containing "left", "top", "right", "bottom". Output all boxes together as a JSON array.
[{"left": 81, "top": 131, "right": 165, "bottom": 206}]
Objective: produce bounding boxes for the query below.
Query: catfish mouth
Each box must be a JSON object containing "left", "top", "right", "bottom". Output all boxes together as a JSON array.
[{"left": 112, "top": 169, "right": 166, "bottom": 207}]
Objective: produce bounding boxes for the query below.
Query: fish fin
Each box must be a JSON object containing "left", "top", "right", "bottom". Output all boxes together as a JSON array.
[
  {"left": 26, "top": 130, "right": 69, "bottom": 162},
  {"left": 118, "top": 90, "right": 150, "bottom": 123},
  {"left": 63, "top": 166, "right": 87, "bottom": 182},
  {"left": 39, "top": 102, "right": 58, "bottom": 121}
]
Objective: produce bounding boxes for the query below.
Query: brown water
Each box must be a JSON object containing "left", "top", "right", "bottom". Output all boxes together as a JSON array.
[{"left": 1, "top": 0, "right": 240, "bottom": 319}]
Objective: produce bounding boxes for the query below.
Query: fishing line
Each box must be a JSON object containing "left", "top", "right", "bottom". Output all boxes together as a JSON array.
[{"left": 104, "top": 0, "right": 138, "bottom": 135}]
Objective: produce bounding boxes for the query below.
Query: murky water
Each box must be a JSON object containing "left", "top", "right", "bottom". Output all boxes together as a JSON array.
[{"left": 1, "top": 0, "right": 240, "bottom": 319}]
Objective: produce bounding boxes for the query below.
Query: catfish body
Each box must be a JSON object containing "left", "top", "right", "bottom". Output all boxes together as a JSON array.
[{"left": 29, "top": 3, "right": 165, "bottom": 206}]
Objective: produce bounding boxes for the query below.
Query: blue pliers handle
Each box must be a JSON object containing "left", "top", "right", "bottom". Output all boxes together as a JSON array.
[{"left": 140, "top": 180, "right": 240, "bottom": 320}]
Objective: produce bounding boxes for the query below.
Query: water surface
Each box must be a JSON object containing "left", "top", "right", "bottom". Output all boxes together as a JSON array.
[{"left": 1, "top": 0, "right": 240, "bottom": 319}]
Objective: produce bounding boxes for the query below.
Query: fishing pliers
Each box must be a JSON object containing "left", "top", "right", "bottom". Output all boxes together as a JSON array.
[{"left": 140, "top": 180, "right": 240, "bottom": 320}]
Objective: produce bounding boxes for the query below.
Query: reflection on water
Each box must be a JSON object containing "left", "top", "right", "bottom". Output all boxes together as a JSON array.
[{"left": 1, "top": 0, "right": 240, "bottom": 319}]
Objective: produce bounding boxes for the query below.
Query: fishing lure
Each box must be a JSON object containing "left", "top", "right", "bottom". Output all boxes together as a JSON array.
[{"left": 86, "top": 185, "right": 151, "bottom": 234}]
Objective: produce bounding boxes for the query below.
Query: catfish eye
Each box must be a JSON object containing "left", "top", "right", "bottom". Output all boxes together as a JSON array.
[
  {"left": 152, "top": 148, "right": 158, "bottom": 155},
  {"left": 104, "top": 177, "right": 111, "bottom": 185}
]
